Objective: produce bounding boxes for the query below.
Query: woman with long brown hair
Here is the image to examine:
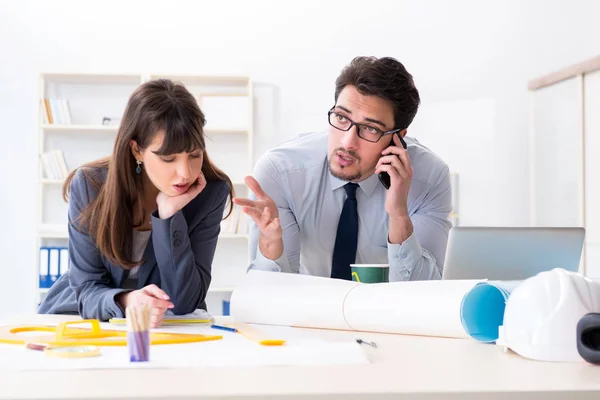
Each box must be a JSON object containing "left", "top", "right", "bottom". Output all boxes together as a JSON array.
[{"left": 38, "top": 79, "right": 233, "bottom": 327}]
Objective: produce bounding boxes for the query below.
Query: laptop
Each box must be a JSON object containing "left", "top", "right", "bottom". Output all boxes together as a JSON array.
[{"left": 442, "top": 227, "right": 585, "bottom": 280}]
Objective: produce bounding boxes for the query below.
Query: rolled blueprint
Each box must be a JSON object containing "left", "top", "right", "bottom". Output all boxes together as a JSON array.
[
  {"left": 343, "top": 279, "right": 482, "bottom": 338},
  {"left": 230, "top": 270, "right": 360, "bottom": 330},
  {"left": 230, "top": 270, "right": 512, "bottom": 339}
]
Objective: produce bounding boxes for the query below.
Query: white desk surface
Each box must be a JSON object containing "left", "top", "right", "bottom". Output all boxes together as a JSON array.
[{"left": 0, "top": 314, "right": 599, "bottom": 400}]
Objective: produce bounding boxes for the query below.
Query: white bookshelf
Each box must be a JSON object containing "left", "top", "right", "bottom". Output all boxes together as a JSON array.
[
  {"left": 40, "top": 179, "right": 65, "bottom": 185},
  {"left": 37, "top": 73, "right": 254, "bottom": 314},
  {"left": 41, "top": 124, "right": 119, "bottom": 134}
]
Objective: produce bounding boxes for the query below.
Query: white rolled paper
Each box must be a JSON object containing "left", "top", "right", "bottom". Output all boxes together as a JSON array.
[{"left": 230, "top": 270, "right": 486, "bottom": 338}]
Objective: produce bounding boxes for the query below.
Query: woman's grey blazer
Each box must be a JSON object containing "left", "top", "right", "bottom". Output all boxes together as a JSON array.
[{"left": 38, "top": 167, "right": 230, "bottom": 321}]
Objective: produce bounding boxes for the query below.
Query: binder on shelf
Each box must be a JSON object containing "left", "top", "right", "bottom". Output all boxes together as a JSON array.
[
  {"left": 59, "top": 248, "right": 69, "bottom": 276},
  {"left": 48, "top": 248, "right": 60, "bottom": 286},
  {"left": 39, "top": 248, "right": 49, "bottom": 289},
  {"left": 39, "top": 246, "right": 69, "bottom": 289},
  {"left": 222, "top": 300, "right": 231, "bottom": 316}
]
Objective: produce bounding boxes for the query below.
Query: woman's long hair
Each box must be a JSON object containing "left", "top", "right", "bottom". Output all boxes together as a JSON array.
[{"left": 62, "top": 79, "right": 233, "bottom": 268}]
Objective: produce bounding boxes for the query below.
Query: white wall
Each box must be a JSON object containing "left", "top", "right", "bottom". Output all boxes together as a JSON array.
[{"left": 0, "top": 0, "right": 599, "bottom": 319}]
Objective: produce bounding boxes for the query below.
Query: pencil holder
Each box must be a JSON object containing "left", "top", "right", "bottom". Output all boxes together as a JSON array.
[
  {"left": 126, "top": 305, "right": 151, "bottom": 362},
  {"left": 127, "top": 330, "right": 150, "bottom": 362}
]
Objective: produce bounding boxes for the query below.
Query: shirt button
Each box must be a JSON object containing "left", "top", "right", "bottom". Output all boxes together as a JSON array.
[
  {"left": 173, "top": 230, "right": 180, "bottom": 238},
  {"left": 174, "top": 239, "right": 182, "bottom": 247},
  {"left": 401, "top": 253, "right": 407, "bottom": 260}
]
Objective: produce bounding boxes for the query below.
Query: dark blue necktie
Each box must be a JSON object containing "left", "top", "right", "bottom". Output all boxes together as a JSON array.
[{"left": 331, "top": 183, "right": 359, "bottom": 280}]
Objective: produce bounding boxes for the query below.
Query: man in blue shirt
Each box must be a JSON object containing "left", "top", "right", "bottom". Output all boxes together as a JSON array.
[{"left": 233, "top": 56, "right": 452, "bottom": 281}]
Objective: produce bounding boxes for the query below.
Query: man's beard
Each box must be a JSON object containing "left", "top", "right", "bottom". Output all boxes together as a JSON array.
[{"left": 328, "top": 149, "right": 363, "bottom": 182}]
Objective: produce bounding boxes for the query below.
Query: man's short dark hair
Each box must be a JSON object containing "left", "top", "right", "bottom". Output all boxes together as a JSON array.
[{"left": 334, "top": 56, "right": 420, "bottom": 130}]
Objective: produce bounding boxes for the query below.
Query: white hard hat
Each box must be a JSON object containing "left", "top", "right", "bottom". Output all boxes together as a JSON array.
[{"left": 497, "top": 268, "right": 600, "bottom": 362}]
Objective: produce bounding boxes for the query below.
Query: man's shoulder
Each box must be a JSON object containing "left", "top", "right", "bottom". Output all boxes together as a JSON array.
[
  {"left": 406, "top": 136, "right": 450, "bottom": 184},
  {"left": 256, "top": 132, "right": 328, "bottom": 174}
]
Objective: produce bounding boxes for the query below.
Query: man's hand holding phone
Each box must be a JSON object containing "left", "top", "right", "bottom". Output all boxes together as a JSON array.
[
  {"left": 232, "top": 176, "right": 284, "bottom": 260},
  {"left": 375, "top": 133, "right": 413, "bottom": 222}
]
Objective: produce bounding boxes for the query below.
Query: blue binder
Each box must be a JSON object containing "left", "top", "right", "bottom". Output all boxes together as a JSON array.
[
  {"left": 39, "top": 246, "right": 69, "bottom": 289},
  {"left": 222, "top": 300, "right": 230, "bottom": 316},
  {"left": 39, "top": 247, "right": 50, "bottom": 289},
  {"left": 48, "top": 248, "right": 60, "bottom": 286}
]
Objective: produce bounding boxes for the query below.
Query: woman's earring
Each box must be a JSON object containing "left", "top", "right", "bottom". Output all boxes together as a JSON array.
[{"left": 136, "top": 160, "right": 142, "bottom": 175}]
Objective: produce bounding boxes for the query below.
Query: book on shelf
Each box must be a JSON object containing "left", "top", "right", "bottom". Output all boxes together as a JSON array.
[
  {"left": 237, "top": 211, "right": 249, "bottom": 234},
  {"left": 40, "top": 149, "right": 69, "bottom": 180},
  {"left": 41, "top": 98, "right": 72, "bottom": 125},
  {"left": 220, "top": 205, "right": 249, "bottom": 235}
]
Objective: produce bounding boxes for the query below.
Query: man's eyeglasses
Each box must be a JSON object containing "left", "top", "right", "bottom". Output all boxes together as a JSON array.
[{"left": 328, "top": 109, "right": 401, "bottom": 143}]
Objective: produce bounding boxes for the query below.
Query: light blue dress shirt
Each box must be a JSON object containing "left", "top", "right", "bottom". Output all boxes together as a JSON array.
[{"left": 248, "top": 132, "right": 452, "bottom": 281}]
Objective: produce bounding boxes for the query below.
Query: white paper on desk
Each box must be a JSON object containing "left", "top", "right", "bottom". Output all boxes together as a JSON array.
[
  {"left": 231, "top": 271, "right": 484, "bottom": 338},
  {"left": 0, "top": 338, "right": 368, "bottom": 371},
  {"left": 230, "top": 271, "right": 359, "bottom": 330}
]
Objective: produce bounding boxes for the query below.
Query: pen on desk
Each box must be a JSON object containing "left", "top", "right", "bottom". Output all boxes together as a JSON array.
[
  {"left": 356, "top": 339, "right": 377, "bottom": 348},
  {"left": 211, "top": 324, "right": 237, "bottom": 333}
]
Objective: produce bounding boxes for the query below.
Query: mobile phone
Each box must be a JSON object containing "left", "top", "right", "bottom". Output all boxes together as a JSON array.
[{"left": 378, "top": 133, "right": 407, "bottom": 190}]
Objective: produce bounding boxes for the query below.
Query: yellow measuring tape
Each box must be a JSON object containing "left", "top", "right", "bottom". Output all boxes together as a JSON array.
[{"left": 0, "top": 319, "right": 221, "bottom": 347}]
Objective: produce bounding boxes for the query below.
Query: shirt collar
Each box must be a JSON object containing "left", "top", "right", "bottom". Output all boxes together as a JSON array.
[{"left": 328, "top": 169, "right": 380, "bottom": 198}]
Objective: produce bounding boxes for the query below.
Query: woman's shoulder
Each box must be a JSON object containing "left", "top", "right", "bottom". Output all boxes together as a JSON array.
[
  {"left": 204, "top": 178, "right": 230, "bottom": 196},
  {"left": 74, "top": 165, "right": 108, "bottom": 181},
  {"left": 70, "top": 166, "right": 108, "bottom": 202},
  {"left": 203, "top": 178, "right": 231, "bottom": 205},
  {"left": 186, "top": 178, "right": 230, "bottom": 212}
]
